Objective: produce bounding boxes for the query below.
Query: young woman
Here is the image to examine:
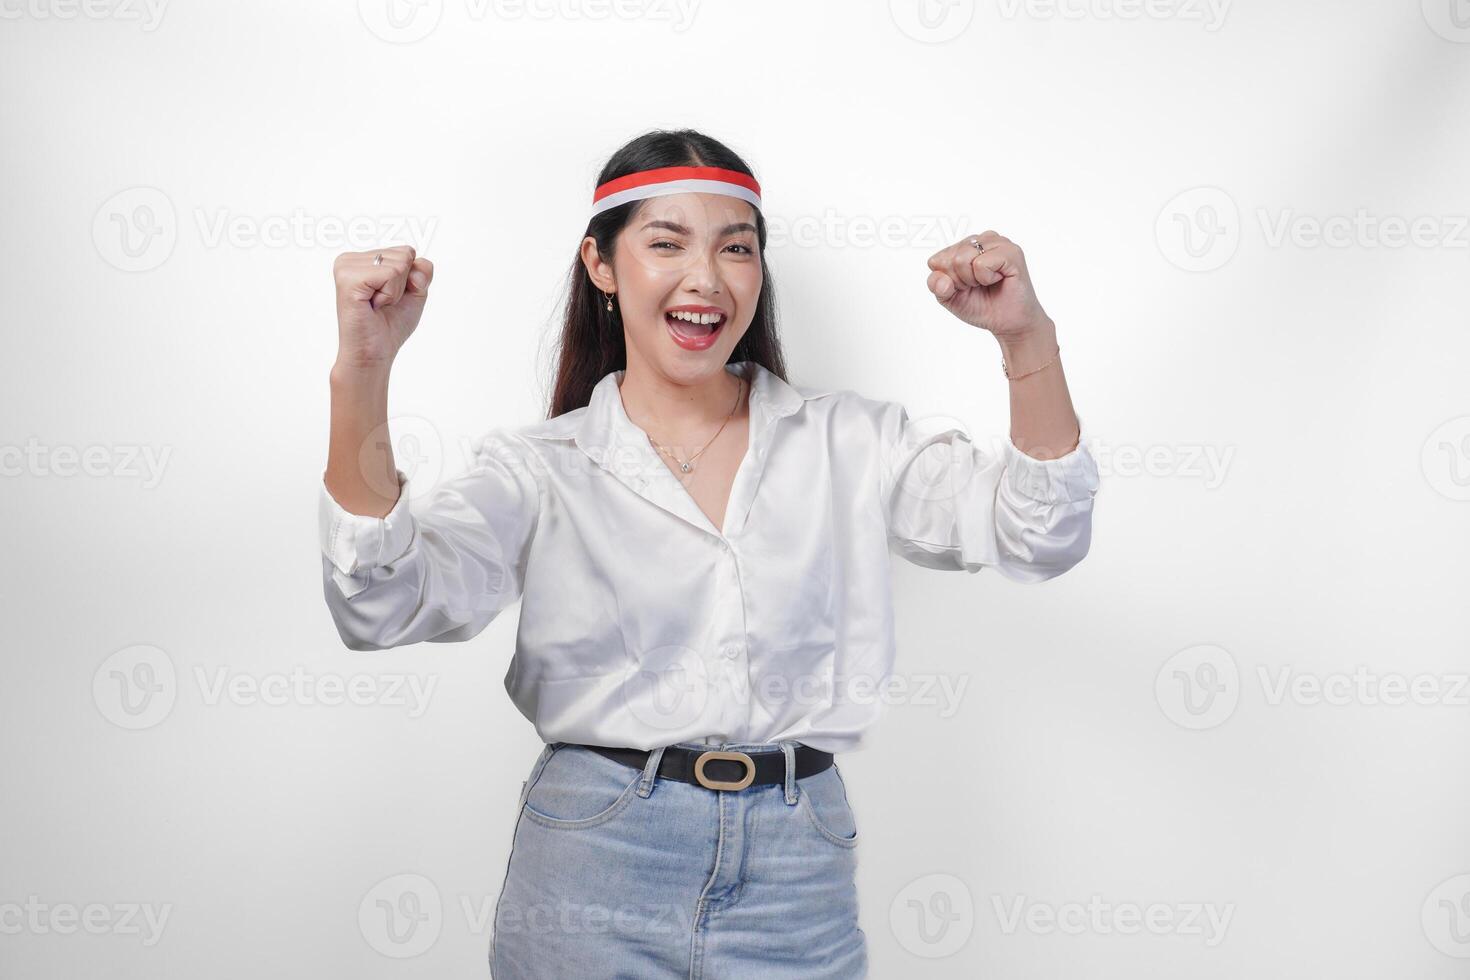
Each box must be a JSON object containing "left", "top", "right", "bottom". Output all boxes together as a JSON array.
[{"left": 319, "top": 129, "right": 1098, "bottom": 978}]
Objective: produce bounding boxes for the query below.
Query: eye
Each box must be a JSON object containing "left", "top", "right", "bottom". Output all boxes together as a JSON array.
[
  {"left": 725, "top": 242, "right": 754, "bottom": 255},
  {"left": 650, "top": 239, "right": 681, "bottom": 251}
]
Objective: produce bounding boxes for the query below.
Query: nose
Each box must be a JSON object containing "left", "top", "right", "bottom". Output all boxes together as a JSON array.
[{"left": 681, "top": 249, "right": 723, "bottom": 296}]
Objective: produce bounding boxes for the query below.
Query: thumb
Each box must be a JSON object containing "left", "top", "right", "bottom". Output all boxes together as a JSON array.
[
  {"left": 405, "top": 257, "right": 434, "bottom": 297},
  {"left": 927, "top": 269, "right": 958, "bottom": 301}
]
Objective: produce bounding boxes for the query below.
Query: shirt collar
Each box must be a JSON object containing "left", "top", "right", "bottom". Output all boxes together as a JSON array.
[{"left": 572, "top": 359, "right": 810, "bottom": 474}]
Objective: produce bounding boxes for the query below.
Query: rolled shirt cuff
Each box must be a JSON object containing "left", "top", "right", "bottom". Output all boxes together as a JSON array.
[
  {"left": 1001, "top": 415, "right": 1100, "bottom": 504},
  {"left": 319, "top": 469, "right": 415, "bottom": 576}
]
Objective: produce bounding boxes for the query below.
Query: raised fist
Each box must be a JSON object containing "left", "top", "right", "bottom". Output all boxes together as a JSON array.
[{"left": 332, "top": 245, "right": 434, "bottom": 370}]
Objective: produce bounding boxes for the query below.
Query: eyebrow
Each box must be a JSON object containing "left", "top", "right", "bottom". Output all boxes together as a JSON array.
[{"left": 640, "top": 219, "right": 757, "bottom": 237}]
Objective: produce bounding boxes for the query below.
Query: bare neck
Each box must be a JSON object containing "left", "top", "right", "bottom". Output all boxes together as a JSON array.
[{"left": 617, "top": 360, "right": 748, "bottom": 438}]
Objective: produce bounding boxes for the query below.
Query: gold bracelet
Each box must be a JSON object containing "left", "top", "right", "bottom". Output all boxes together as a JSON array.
[{"left": 1002, "top": 344, "right": 1061, "bottom": 381}]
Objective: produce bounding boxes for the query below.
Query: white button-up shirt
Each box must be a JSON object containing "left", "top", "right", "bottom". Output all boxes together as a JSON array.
[{"left": 318, "top": 359, "right": 1099, "bottom": 753}]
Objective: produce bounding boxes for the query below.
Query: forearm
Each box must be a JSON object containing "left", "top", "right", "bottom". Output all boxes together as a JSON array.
[
  {"left": 996, "top": 317, "right": 1080, "bottom": 460},
  {"left": 325, "top": 362, "right": 399, "bottom": 518}
]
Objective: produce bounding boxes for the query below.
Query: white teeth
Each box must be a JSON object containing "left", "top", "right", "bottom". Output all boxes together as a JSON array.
[{"left": 667, "top": 310, "right": 724, "bottom": 326}]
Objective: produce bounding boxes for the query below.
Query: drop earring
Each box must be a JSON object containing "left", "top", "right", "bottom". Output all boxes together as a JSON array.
[{"left": 603, "top": 290, "right": 614, "bottom": 312}]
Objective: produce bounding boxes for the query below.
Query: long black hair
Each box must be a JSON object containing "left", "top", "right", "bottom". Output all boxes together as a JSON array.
[{"left": 545, "top": 128, "right": 788, "bottom": 419}]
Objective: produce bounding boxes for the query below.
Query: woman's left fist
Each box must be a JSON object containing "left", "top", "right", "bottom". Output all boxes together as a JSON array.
[{"left": 926, "top": 231, "right": 1051, "bottom": 340}]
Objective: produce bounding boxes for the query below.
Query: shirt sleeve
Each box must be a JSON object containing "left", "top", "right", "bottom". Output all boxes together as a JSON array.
[
  {"left": 317, "top": 429, "right": 541, "bottom": 650},
  {"left": 877, "top": 401, "right": 1099, "bottom": 583}
]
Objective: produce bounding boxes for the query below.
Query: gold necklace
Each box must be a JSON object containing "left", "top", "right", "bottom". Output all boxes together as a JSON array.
[{"left": 646, "top": 376, "right": 744, "bottom": 474}]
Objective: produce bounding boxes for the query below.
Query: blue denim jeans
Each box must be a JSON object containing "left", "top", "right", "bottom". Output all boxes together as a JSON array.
[{"left": 491, "top": 739, "right": 868, "bottom": 978}]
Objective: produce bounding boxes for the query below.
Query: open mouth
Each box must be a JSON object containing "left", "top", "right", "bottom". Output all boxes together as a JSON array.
[{"left": 664, "top": 309, "right": 727, "bottom": 351}]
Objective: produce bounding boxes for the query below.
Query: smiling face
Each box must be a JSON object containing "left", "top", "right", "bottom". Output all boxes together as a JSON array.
[{"left": 582, "top": 191, "right": 763, "bottom": 384}]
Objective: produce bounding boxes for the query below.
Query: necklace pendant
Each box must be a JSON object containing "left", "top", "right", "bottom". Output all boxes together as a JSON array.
[{"left": 680, "top": 462, "right": 691, "bottom": 473}]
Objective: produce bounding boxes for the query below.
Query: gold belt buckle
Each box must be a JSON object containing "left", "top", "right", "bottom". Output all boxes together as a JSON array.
[{"left": 693, "top": 750, "right": 756, "bottom": 791}]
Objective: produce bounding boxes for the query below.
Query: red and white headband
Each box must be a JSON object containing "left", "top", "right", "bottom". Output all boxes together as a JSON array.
[{"left": 590, "top": 165, "right": 762, "bottom": 220}]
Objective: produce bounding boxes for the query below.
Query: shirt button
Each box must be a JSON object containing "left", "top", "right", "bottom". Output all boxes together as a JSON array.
[{"left": 721, "top": 644, "right": 742, "bottom": 660}]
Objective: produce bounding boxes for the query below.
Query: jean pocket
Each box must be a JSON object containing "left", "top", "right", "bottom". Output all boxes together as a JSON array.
[
  {"left": 798, "top": 763, "right": 859, "bottom": 848},
  {"left": 520, "top": 744, "right": 645, "bottom": 831}
]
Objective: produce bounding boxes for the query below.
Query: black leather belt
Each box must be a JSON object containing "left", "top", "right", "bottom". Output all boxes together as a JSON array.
[{"left": 578, "top": 742, "right": 834, "bottom": 791}]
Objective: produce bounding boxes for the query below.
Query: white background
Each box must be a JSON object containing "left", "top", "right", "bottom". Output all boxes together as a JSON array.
[{"left": 3, "top": 0, "right": 1469, "bottom": 976}]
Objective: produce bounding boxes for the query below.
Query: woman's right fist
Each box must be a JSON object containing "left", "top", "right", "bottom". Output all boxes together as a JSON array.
[{"left": 332, "top": 245, "right": 434, "bottom": 370}]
